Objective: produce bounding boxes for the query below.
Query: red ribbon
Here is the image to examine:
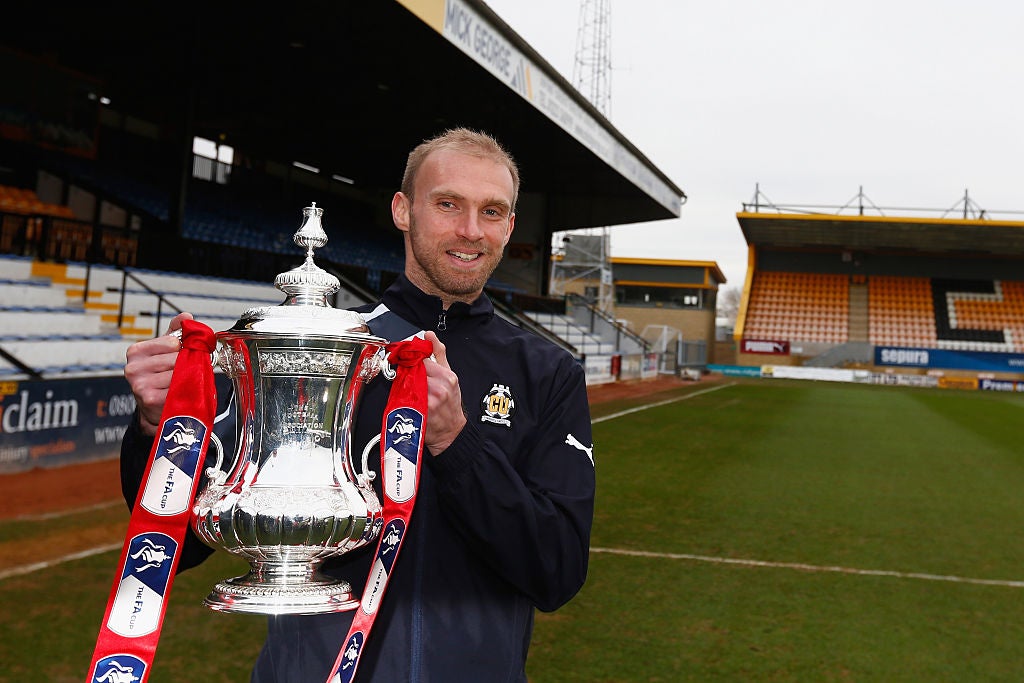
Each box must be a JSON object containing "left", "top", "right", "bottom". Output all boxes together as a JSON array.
[
  {"left": 328, "top": 336, "right": 432, "bottom": 683},
  {"left": 87, "top": 327, "right": 430, "bottom": 683},
  {"left": 86, "top": 320, "right": 217, "bottom": 683}
]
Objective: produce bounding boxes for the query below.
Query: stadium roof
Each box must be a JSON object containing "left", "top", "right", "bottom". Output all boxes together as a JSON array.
[
  {"left": 611, "top": 257, "right": 726, "bottom": 286},
  {"left": 0, "top": 0, "right": 685, "bottom": 232},
  {"left": 737, "top": 212, "right": 1024, "bottom": 257}
]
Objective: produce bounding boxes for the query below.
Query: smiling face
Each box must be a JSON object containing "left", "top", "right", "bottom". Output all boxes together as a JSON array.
[{"left": 392, "top": 147, "right": 516, "bottom": 308}]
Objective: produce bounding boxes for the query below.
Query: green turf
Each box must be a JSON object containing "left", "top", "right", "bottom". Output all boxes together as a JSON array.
[
  {"left": 528, "top": 379, "right": 1024, "bottom": 682},
  {"left": 3, "top": 378, "right": 1024, "bottom": 681}
]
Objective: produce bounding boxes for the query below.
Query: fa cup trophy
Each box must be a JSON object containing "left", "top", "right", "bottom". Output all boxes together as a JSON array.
[{"left": 190, "top": 203, "right": 388, "bottom": 615}]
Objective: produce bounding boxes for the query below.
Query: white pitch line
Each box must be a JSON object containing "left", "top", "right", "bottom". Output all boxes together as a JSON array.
[
  {"left": 0, "top": 542, "right": 122, "bottom": 581},
  {"left": 591, "top": 546, "right": 1024, "bottom": 589},
  {"left": 11, "top": 381, "right": 1015, "bottom": 590},
  {"left": 591, "top": 382, "right": 1024, "bottom": 589},
  {"left": 5, "top": 540, "right": 1021, "bottom": 591},
  {"left": 592, "top": 381, "right": 735, "bottom": 424}
]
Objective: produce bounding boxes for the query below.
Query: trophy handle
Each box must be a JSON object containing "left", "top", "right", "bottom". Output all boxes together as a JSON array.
[
  {"left": 358, "top": 434, "right": 380, "bottom": 486},
  {"left": 204, "top": 432, "right": 227, "bottom": 485},
  {"left": 379, "top": 349, "right": 396, "bottom": 380}
]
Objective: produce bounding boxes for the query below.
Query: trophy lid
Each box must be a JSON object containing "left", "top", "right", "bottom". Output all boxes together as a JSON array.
[{"left": 224, "top": 203, "right": 378, "bottom": 337}]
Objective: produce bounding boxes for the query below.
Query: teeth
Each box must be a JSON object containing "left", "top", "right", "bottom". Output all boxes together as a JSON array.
[{"left": 450, "top": 251, "right": 478, "bottom": 261}]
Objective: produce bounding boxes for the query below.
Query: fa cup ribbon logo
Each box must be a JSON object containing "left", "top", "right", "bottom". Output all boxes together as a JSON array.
[
  {"left": 141, "top": 416, "right": 206, "bottom": 516},
  {"left": 363, "top": 519, "right": 406, "bottom": 616},
  {"left": 91, "top": 654, "right": 146, "bottom": 682},
  {"left": 107, "top": 532, "right": 177, "bottom": 637},
  {"left": 337, "top": 632, "right": 365, "bottom": 683},
  {"left": 384, "top": 409, "right": 423, "bottom": 503}
]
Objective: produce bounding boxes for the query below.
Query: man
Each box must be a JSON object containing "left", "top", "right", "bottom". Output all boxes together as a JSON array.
[{"left": 120, "top": 128, "right": 596, "bottom": 681}]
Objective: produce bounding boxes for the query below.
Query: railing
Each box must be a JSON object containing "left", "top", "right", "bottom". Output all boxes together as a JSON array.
[
  {"left": 106, "top": 268, "right": 183, "bottom": 336},
  {"left": 742, "top": 184, "right": 1024, "bottom": 221},
  {"left": 566, "top": 293, "right": 649, "bottom": 354},
  {"left": 489, "top": 292, "right": 580, "bottom": 359},
  {"left": 501, "top": 290, "right": 567, "bottom": 316},
  {"left": 0, "top": 345, "right": 42, "bottom": 380}
]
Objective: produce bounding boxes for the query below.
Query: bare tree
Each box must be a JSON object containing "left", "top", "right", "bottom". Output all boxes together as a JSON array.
[{"left": 716, "top": 286, "right": 742, "bottom": 326}]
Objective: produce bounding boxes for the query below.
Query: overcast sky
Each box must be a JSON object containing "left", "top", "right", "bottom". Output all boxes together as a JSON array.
[{"left": 483, "top": 0, "right": 1024, "bottom": 289}]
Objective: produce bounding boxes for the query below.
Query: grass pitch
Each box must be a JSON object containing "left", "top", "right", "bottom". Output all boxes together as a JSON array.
[{"left": 3, "top": 378, "right": 1024, "bottom": 681}]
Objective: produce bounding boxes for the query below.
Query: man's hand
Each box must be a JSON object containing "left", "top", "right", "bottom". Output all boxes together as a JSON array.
[
  {"left": 124, "top": 312, "right": 194, "bottom": 436},
  {"left": 422, "top": 331, "right": 466, "bottom": 455}
]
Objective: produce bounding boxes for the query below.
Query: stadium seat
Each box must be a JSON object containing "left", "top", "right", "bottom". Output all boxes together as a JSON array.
[{"left": 744, "top": 271, "right": 849, "bottom": 343}]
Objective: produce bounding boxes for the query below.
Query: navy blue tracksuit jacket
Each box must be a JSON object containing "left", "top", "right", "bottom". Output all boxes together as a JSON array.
[{"left": 120, "top": 274, "right": 596, "bottom": 682}]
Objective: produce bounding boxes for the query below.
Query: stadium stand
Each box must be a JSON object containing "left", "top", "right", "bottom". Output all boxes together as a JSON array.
[
  {"left": 742, "top": 271, "right": 1024, "bottom": 354},
  {"left": 0, "top": 183, "right": 74, "bottom": 219},
  {"left": 0, "top": 1, "right": 694, "bottom": 390},
  {"left": 743, "top": 271, "right": 850, "bottom": 344},
  {"left": 868, "top": 276, "right": 937, "bottom": 349},
  {"left": 0, "top": 253, "right": 284, "bottom": 377},
  {"left": 0, "top": 1, "right": 695, "bottom": 482},
  {"left": 733, "top": 196, "right": 1024, "bottom": 375},
  {"left": 953, "top": 280, "right": 1024, "bottom": 347},
  {"left": 931, "top": 278, "right": 1023, "bottom": 352},
  {"left": 0, "top": 126, "right": 633, "bottom": 374}
]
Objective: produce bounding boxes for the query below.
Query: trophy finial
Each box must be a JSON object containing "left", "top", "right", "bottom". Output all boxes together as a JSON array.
[
  {"left": 294, "top": 202, "right": 328, "bottom": 254},
  {"left": 274, "top": 202, "right": 340, "bottom": 305}
]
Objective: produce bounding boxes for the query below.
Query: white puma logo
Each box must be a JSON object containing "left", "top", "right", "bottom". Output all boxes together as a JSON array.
[{"left": 565, "top": 433, "right": 594, "bottom": 466}]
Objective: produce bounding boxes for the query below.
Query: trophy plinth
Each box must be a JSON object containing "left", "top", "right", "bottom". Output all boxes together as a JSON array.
[
  {"left": 204, "top": 560, "right": 358, "bottom": 615},
  {"left": 190, "top": 203, "right": 387, "bottom": 615}
]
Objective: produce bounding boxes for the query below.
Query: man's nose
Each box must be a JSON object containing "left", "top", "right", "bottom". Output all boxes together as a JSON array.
[{"left": 454, "top": 212, "right": 484, "bottom": 240}]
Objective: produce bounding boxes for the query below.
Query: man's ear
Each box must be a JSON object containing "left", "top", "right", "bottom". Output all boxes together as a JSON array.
[{"left": 392, "top": 192, "right": 411, "bottom": 233}]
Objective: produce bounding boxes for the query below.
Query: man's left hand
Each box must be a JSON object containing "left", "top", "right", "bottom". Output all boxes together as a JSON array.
[{"left": 422, "top": 331, "right": 466, "bottom": 454}]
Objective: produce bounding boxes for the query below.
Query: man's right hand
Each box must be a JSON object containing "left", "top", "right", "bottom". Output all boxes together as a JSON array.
[{"left": 124, "top": 312, "right": 194, "bottom": 436}]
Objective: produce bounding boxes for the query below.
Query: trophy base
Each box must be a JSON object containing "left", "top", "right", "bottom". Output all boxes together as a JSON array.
[{"left": 204, "top": 572, "right": 360, "bottom": 615}]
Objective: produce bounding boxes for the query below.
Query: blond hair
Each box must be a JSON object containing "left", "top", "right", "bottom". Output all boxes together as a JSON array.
[{"left": 401, "top": 127, "right": 520, "bottom": 210}]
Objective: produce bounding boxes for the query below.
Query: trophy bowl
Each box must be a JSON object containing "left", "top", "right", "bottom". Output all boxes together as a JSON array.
[{"left": 190, "top": 203, "right": 388, "bottom": 615}]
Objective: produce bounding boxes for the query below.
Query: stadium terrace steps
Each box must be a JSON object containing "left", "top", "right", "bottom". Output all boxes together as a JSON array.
[
  {"left": 52, "top": 261, "right": 282, "bottom": 337},
  {"left": 58, "top": 262, "right": 284, "bottom": 303},
  {"left": 0, "top": 337, "right": 132, "bottom": 375},
  {"left": 525, "top": 311, "right": 616, "bottom": 356},
  {"left": 0, "top": 255, "right": 283, "bottom": 377},
  {"left": 0, "top": 255, "right": 35, "bottom": 280},
  {"left": 0, "top": 307, "right": 104, "bottom": 335},
  {"left": 0, "top": 362, "right": 127, "bottom": 378},
  {"left": 0, "top": 280, "right": 73, "bottom": 307},
  {"left": 30, "top": 260, "right": 85, "bottom": 287},
  {"left": 847, "top": 283, "right": 869, "bottom": 342}
]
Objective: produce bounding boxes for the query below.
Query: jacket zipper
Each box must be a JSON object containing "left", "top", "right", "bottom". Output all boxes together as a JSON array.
[{"left": 437, "top": 310, "right": 447, "bottom": 331}]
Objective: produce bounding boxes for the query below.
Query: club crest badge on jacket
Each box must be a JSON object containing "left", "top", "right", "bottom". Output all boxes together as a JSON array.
[{"left": 480, "top": 384, "right": 515, "bottom": 428}]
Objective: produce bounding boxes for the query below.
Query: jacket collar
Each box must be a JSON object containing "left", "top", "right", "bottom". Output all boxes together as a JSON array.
[{"left": 381, "top": 274, "right": 494, "bottom": 333}]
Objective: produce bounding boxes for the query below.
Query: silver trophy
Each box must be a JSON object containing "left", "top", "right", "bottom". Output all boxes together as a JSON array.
[{"left": 190, "top": 203, "right": 388, "bottom": 615}]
